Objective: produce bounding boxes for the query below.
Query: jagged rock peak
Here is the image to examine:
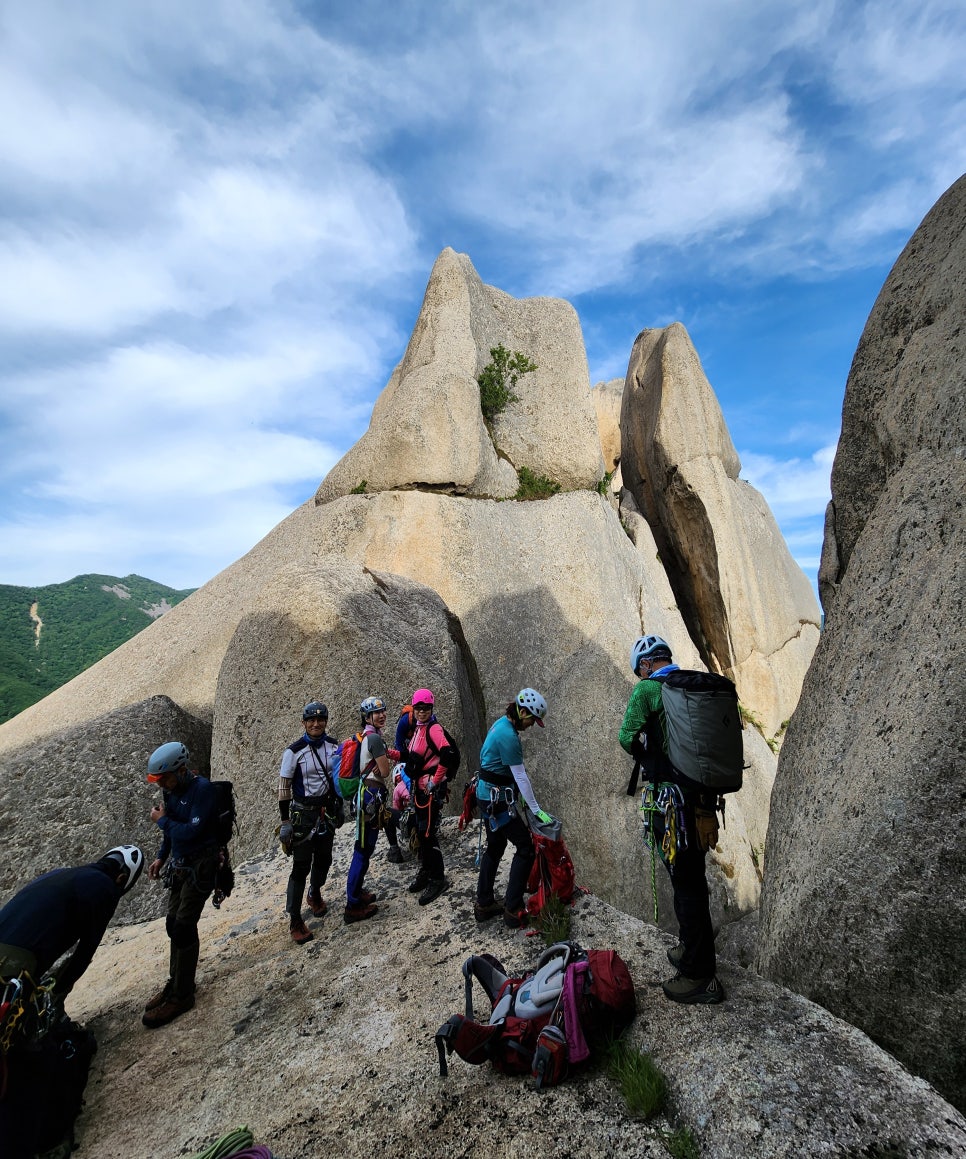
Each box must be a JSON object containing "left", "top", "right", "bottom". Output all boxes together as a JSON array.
[
  {"left": 620, "top": 321, "right": 820, "bottom": 736},
  {"left": 315, "top": 248, "right": 604, "bottom": 504},
  {"left": 591, "top": 376, "right": 624, "bottom": 474}
]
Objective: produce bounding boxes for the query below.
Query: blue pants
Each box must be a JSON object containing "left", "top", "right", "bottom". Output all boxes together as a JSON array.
[{"left": 346, "top": 787, "right": 381, "bottom": 905}]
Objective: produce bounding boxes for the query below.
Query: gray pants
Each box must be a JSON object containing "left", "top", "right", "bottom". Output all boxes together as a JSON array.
[{"left": 164, "top": 847, "right": 217, "bottom": 999}]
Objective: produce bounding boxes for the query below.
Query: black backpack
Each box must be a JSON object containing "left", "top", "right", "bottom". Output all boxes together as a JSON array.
[
  {"left": 210, "top": 779, "right": 238, "bottom": 845},
  {"left": 656, "top": 670, "right": 744, "bottom": 793},
  {"left": 208, "top": 779, "right": 237, "bottom": 905},
  {"left": 1, "top": 1016, "right": 98, "bottom": 1156},
  {"left": 396, "top": 710, "right": 462, "bottom": 780}
]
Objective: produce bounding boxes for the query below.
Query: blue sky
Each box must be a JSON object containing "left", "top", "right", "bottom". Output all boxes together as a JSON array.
[{"left": 1, "top": 0, "right": 964, "bottom": 595}]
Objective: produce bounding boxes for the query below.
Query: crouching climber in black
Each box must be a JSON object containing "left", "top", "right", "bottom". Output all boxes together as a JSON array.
[{"left": 0, "top": 844, "right": 144, "bottom": 1157}]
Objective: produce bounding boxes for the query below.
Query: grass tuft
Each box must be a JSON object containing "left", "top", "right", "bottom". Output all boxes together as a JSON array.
[
  {"left": 606, "top": 1039, "right": 667, "bottom": 1120},
  {"left": 515, "top": 466, "right": 561, "bottom": 500},
  {"left": 659, "top": 1126, "right": 700, "bottom": 1158},
  {"left": 536, "top": 893, "right": 572, "bottom": 946},
  {"left": 596, "top": 468, "right": 615, "bottom": 496}
]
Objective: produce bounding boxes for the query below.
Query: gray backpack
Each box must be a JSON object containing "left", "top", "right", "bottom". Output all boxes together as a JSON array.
[{"left": 656, "top": 670, "right": 744, "bottom": 793}]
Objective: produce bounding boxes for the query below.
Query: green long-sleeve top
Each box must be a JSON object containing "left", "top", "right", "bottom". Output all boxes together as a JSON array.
[{"left": 619, "top": 677, "right": 667, "bottom": 755}]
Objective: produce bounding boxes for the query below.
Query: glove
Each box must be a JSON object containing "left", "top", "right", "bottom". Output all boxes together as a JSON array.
[
  {"left": 535, "top": 809, "right": 554, "bottom": 825},
  {"left": 279, "top": 821, "right": 294, "bottom": 845},
  {"left": 694, "top": 808, "right": 719, "bottom": 852}
]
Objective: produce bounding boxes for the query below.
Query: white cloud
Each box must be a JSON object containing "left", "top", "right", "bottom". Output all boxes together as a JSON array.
[
  {"left": 0, "top": 492, "right": 307, "bottom": 591},
  {"left": 0, "top": 0, "right": 963, "bottom": 593},
  {"left": 740, "top": 444, "right": 836, "bottom": 521}
]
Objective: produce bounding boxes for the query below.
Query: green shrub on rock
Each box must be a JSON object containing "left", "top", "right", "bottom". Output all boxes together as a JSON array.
[{"left": 478, "top": 344, "right": 537, "bottom": 421}]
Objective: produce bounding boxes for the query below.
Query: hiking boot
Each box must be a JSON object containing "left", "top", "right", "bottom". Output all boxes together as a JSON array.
[
  {"left": 503, "top": 907, "right": 528, "bottom": 929},
  {"left": 418, "top": 877, "right": 450, "bottom": 906},
  {"left": 344, "top": 902, "right": 378, "bottom": 924},
  {"left": 359, "top": 888, "right": 378, "bottom": 905},
  {"left": 408, "top": 870, "right": 431, "bottom": 894},
  {"left": 290, "top": 917, "right": 314, "bottom": 945},
  {"left": 662, "top": 973, "right": 725, "bottom": 1005},
  {"left": 141, "top": 993, "right": 195, "bottom": 1029},
  {"left": 666, "top": 942, "right": 685, "bottom": 970},
  {"left": 143, "top": 983, "right": 173, "bottom": 1013},
  {"left": 474, "top": 899, "right": 504, "bottom": 922},
  {"left": 386, "top": 845, "right": 405, "bottom": 864},
  {"left": 307, "top": 891, "right": 328, "bottom": 917}
]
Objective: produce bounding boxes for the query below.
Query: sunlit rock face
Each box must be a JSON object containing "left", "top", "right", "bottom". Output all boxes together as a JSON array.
[
  {"left": 620, "top": 321, "right": 820, "bottom": 737},
  {"left": 315, "top": 247, "right": 603, "bottom": 504}
]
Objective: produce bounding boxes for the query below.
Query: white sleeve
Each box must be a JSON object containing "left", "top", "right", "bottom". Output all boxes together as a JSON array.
[
  {"left": 279, "top": 748, "right": 297, "bottom": 780},
  {"left": 510, "top": 763, "right": 540, "bottom": 813}
]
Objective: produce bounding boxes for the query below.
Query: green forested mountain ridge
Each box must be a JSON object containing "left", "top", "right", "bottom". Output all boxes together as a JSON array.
[{"left": 0, "top": 574, "right": 195, "bottom": 724}]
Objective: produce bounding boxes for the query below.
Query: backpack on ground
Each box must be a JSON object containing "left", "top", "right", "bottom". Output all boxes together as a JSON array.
[
  {"left": 435, "top": 941, "right": 635, "bottom": 1089},
  {"left": 0, "top": 1015, "right": 98, "bottom": 1156},
  {"left": 334, "top": 731, "right": 366, "bottom": 799},
  {"left": 525, "top": 830, "right": 577, "bottom": 918},
  {"left": 657, "top": 669, "right": 744, "bottom": 793}
]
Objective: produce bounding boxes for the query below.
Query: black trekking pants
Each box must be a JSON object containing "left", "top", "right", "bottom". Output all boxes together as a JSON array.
[
  {"left": 414, "top": 796, "right": 445, "bottom": 880},
  {"left": 477, "top": 809, "right": 534, "bottom": 914},
  {"left": 286, "top": 828, "right": 335, "bottom": 914},
  {"left": 654, "top": 806, "right": 716, "bottom": 979}
]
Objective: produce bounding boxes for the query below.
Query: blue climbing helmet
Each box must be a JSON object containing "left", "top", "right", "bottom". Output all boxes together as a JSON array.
[
  {"left": 146, "top": 741, "right": 190, "bottom": 782},
  {"left": 360, "top": 696, "right": 387, "bottom": 717},
  {"left": 630, "top": 635, "right": 672, "bottom": 673},
  {"left": 302, "top": 701, "right": 328, "bottom": 721}
]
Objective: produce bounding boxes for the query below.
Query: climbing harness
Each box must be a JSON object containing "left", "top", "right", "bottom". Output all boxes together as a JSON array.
[{"left": 639, "top": 782, "right": 689, "bottom": 921}]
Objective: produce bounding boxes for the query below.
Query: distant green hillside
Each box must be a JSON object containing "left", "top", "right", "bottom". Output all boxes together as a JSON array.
[{"left": 0, "top": 574, "right": 195, "bottom": 724}]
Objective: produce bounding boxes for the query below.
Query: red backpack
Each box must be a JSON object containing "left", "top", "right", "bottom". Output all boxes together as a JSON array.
[
  {"left": 525, "top": 831, "right": 577, "bottom": 917},
  {"left": 435, "top": 942, "right": 635, "bottom": 1089}
]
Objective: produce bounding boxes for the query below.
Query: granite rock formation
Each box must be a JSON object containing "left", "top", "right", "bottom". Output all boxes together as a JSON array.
[
  {"left": 315, "top": 248, "right": 603, "bottom": 502},
  {"left": 758, "top": 175, "right": 966, "bottom": 1111},
  {"left": 212, "top": 562, "right": 484, "bottom": 854},
  {"left": 0, "top": 249, "right": 816, "bottom": 935},
  {"left": 621, "top": 323, "right": 821, "bottom": 736},
  {"left": 591, "top": 376, "right": 624, "bottom": 474},
  {"left": 0, "top": 694, "right": 210, "bottom": 921}
]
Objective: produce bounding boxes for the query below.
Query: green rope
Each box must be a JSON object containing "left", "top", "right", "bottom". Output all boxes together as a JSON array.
[
  {"left": 187, "top": 1126, "right": 254, "bottom": 1159},
  {"left": 640, "top": 789, "right": 660, "bottom": 922}
]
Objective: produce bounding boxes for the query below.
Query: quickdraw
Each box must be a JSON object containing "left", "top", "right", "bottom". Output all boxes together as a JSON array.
[
  {"left": 639, "top": 783, "right": 689, "bottom": 921},
  {"left": 0, "top": 972, "right": 58, "bottom": 1054}
]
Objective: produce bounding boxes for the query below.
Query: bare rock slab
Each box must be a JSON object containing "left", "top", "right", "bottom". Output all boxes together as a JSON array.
[
  {"left": 66, "top": 824, "right": 966, "bottom": 1159},
  {"left": 0, "top": 694, "right": 210, "bottom": 922}
]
